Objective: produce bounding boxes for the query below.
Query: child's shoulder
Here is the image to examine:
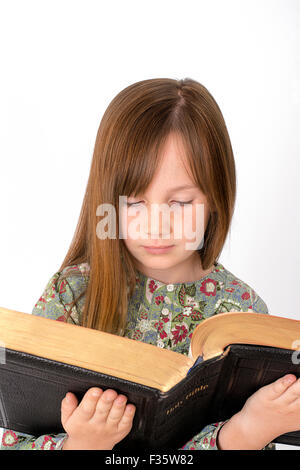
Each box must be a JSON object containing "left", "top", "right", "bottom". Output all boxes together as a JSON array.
[
  {"left": 32, "top": 262, "right": 90, "bottom": 322},
  {"left": 213, "top": 262, "right": 269, "bottom": 315},
  {"left": 59, "top": 262, "right": 90, "bottom": 279},
  {"left": 56, "top": 262, "right": 90, "bottom": 295}
]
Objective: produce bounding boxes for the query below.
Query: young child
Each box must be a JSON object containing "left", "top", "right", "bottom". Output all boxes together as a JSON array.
[{"left": 2, "top": 78, "right": 298, "bottom": 450}]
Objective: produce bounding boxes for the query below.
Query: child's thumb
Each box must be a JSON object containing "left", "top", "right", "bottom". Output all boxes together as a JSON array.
[
  {"left": 61, "top": 392, "right": 78, "bottom": 428},
  {"left": 270, "top": 374, "right": 297, "bottom": 397}
]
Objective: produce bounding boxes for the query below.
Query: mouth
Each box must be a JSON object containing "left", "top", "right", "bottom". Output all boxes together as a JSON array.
[
  {"left": 142, "top": 245, "right": 175, "bottom": 254},
  {"left": 143, "top": 245, "right": 174, "bottom": 249}
]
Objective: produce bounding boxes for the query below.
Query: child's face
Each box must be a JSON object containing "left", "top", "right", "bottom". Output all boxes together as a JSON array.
[{"left": 119, "top": 133, "right": 211, "bottom": 275}]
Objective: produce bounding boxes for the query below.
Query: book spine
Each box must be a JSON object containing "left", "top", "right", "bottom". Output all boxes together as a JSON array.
[{"left": 148, "top": 354, "right": 226, "bottom": 449}]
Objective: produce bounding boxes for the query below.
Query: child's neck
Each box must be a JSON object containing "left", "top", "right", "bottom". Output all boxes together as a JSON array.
[{"left": 135, "top": 255, "right": 215, "bottom": 285}]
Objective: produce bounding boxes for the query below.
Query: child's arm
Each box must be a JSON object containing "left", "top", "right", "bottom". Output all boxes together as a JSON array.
[
  {"left": 179, "top": 421, "right": 274, "bottom": 450},
  {"left": 179, "top": 421, "right": 228, "bottom": 450}
]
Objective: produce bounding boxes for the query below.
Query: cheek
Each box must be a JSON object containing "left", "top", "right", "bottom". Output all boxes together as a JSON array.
[
  {"left": 179, "top": 203, "right": 207, "bottom": 239},
  {"left": 192, "top": 203, "right": 207, "bottom": 232},
  {"left": 119, "top": 206, "right": 148, "bottom": 241},
  {"left": 119, "top": 209, "right": 132, "bottom": 241}
]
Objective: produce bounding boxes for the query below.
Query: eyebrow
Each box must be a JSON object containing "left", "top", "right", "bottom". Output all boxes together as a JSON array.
[
  {"left": 130, "top": 184, "right": 198, "bottom": 199},
  {"left": 166, "top": 184, "right": 197, "bottom": 193}
]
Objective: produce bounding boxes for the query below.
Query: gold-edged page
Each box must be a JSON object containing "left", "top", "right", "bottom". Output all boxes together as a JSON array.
[
  {"left": 0, "top": 306, "right": 194, "bottom": 392},
  {"left": 190, "top": 312, "right": 300, "bottom": 361}
]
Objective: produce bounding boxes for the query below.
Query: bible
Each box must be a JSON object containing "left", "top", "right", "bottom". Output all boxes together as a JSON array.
[{"left": 0, "top": 306, "right": 300, "bottom": 449}]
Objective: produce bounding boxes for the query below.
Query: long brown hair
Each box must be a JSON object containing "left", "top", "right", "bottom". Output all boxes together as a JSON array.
[{"left": 56, "top": 78, "right": 236, "bottom": 335}]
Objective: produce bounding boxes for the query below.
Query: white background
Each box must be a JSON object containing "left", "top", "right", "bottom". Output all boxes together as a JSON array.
[{"left": 0, "top": 0, "right": 299, "bottom": 450}]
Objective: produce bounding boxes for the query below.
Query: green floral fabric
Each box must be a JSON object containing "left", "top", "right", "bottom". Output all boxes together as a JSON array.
[{"left": 0, "top": 261, "right": 275, "bottom": 450}]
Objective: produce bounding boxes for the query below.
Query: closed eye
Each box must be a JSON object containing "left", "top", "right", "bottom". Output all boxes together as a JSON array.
[
  {"left": 171, "top": 200, "right": 193, "bottom": 206},
  {"left": 126, "top": 200, "right": 193, "bottom": 207}
]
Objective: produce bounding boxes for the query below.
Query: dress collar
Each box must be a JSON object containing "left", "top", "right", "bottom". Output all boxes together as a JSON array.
[{"left": 135, "top": 261, "right": 223, "bottom": 288}]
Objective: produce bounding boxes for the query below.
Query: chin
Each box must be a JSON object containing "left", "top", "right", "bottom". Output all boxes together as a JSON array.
[{"left": 140, "top": 255, "right": 180, "bottom": 270}]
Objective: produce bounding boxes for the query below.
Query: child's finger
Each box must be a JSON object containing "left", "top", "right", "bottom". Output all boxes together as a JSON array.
[
  {"left": 117, "top": 404, "right": 136, "bottom": 432},
  {"left": 61, "top": 392, "right": 79, "bottom": 428},
  {"left": 75, "top": 387, "right": 103, "bottom": 421},
  {"left": 266, "top": 374, "right": 297, "bottom": 400},
  {"left": 105, "top": 395, "right": 128, "bottom": 425},
  {"left": 93, "top": 389, "right": 118, "bottom": 422},
  {"left": 279, "top": 377, "right": 300, "bottom": 404}
]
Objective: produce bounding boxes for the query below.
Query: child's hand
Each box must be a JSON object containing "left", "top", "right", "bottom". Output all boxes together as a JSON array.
[
  {"left": 218, "top": 374, "right": 300, "bottom": 449},
  {"left": 60, "top": 387, "right": 136, "bottom": 450}
]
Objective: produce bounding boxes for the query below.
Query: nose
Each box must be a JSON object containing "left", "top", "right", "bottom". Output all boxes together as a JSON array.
[{"left": 143, "top": 203, "right": 172, "bottom": 240}]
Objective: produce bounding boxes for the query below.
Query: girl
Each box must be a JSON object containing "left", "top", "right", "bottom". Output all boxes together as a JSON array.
[{"left": 2, "top": 78, "right": 299, "bottom": 450}]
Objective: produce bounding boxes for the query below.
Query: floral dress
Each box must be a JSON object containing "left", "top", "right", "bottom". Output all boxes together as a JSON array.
[{"left": 1, "top": 261, "right": 275, "bottom": 450}]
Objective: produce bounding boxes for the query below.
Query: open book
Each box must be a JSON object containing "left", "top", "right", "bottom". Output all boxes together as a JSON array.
[{"left": 0, "top": 306, "right": 300, "bottom": 449}]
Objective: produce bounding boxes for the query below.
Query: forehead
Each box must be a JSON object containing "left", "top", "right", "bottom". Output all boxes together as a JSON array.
[{"left": 153, "top": 133, "right": 195, "bottom": 185}]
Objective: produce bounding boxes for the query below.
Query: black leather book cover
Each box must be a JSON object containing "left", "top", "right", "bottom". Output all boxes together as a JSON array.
[{"left": 0, "top": 344, "right": 300, "bottom": 450}]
